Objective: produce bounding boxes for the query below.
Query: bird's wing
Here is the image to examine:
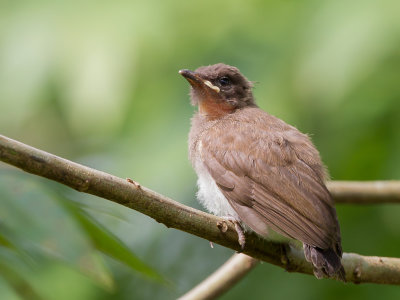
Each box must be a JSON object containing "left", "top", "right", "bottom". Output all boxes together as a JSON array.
[{"left": 199, "top": 117, "right": 339, "bottom": 249}]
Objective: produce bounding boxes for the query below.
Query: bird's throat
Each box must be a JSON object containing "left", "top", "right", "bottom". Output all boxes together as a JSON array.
[{"left": 198, "top": 99, "right": 234, "bottom": 119}]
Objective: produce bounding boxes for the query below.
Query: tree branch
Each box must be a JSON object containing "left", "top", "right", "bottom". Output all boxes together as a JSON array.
[
  {"left": 327, "top": 181, "right": 400, "bottom": 204},
  {"left": 178, "top": 253, "right": 259, "bottom": 300},
  {"left": 1, "top": 134, "right": 400, "bottom": 285}
]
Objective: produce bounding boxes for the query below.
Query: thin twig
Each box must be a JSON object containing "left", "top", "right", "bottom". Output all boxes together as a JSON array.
[
  {"left": 178, "top": 253, "right": 259, "bottom": 300},
  {"left": 1, "top": 134, "right": 400, "bottom": 285}
]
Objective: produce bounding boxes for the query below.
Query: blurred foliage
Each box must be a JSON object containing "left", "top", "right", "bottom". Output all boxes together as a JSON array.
[
  {"left": 0, "top": 171, "right": 164, "bottom": 299},
  {"left": 1, "top": 0, "right": 400, "bottom": 299}
]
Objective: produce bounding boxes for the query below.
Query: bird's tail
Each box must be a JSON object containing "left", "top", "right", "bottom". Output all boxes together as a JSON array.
[{"left": 303, "top": 244, "right": 346, "bottom": 281}]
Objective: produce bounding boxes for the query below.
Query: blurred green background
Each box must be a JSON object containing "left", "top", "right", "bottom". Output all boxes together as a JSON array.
[{"left": 1, "top": 0, "right": 400, "bottom": 299}]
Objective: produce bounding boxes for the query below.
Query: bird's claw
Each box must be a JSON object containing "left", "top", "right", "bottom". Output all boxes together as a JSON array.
[{"left": 222, "top": 216, "right": 246, "bottom": 251}]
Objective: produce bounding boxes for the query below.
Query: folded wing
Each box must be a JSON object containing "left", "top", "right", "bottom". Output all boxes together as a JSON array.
[{"left": 200, "top": 115, "right": 340, "bottom": 249}]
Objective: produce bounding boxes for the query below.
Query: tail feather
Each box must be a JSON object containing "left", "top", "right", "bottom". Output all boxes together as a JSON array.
[{"left": 304, "top": 244, "right": 346, "bottom": 281}]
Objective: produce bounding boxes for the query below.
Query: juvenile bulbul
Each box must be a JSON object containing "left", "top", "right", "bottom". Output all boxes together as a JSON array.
[{"left": 179, "top": 63, "right": 345, "bottom": 280}]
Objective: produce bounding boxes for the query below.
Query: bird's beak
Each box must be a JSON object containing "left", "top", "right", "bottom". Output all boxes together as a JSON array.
[{"left": 179, "top": 69, "right": 220, "bottom": 93}]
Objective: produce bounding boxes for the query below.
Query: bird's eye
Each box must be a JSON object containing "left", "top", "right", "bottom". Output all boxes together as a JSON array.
[{"left": 218, "top": 76, "right": 231, "bottom": 87}]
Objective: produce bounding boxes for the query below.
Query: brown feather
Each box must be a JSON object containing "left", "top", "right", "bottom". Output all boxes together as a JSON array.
[
  {"left": 193, "top": 107, "right": 340, "bottom": 250},
  {"left": 184, "top": 63, "right": 344, "bottom": 280}
]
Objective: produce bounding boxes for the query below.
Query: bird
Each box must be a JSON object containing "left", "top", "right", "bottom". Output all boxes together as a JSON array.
[{"left": 179, "top": 63, "right": 345, "bottom": 281}]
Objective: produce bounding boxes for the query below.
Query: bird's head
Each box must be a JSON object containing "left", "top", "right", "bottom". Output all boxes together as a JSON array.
[{"left": 179, "top": 63, "right": 255, "bottom": 119}]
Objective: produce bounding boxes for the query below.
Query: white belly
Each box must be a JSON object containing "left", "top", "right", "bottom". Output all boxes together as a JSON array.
[{"left": 194, "top": 158, "right": 239, "bottom": 218}]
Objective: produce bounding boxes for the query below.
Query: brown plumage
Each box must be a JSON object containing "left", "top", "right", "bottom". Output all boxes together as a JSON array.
[{"left": 179, "top": 63, "right": 345, "bottom": 280}]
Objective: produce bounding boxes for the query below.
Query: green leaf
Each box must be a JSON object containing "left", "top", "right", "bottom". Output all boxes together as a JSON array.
[
  {"left": 0, "top": 171, "right": 114, "bottom": 290},
  {"left": 0, "top": 170, "right": 165, "bottom": 292},
  {"left": 63, "top": 200, "right": 166, "bottom": 284},
  {"left": 0, "top": 248, "right": 45, "bottom": 300}
]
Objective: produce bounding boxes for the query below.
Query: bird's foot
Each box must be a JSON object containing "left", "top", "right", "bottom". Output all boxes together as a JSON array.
[{"left": 222, "top": 216, "right": 246, "bottom": 251}]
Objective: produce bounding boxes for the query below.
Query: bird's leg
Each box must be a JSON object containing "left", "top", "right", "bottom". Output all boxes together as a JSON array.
[{"left": 222, "top": 216, "right": 246, "bottom": 251}]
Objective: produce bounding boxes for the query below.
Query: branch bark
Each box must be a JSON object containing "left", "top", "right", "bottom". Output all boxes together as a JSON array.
[
  {"left": 1, "top": 134, "right": 400, "bottom": 285},
  {"left": 327, "top": 181, "right": 400, "bottom": 204}
]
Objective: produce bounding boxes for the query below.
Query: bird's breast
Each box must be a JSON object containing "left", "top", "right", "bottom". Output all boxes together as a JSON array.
[{"left": 193, "top": 141, "right": 239, "bottom": 218}]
